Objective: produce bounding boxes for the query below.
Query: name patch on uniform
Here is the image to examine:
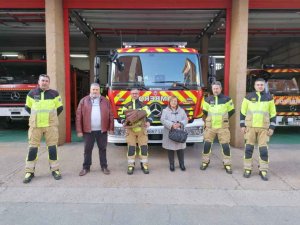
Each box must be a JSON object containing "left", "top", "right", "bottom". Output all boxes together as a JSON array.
[{"left": 34, "top": 95, "right": 40, "bottom": 101}]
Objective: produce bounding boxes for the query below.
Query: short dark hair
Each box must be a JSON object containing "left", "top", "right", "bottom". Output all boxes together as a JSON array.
[
  {"left": 39, "top": 74, "right": 50, "bottom": 81},
  {"left": 211, "top": 81, "right": 222, "bottom": 88}
]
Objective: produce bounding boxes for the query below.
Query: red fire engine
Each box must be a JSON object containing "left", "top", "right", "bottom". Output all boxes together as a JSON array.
[
  {"left": 247, "top": 64, "right": 300, "bottom": 126},
  {"left": 95, "top": 42, "right": 205, "bottom": 144}
]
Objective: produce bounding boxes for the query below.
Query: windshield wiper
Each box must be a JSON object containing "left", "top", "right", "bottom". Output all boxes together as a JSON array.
[
  {"left": 153, "top": 81, "right": 190, "bottom": 90},
  {"left": 112, "top": 81, "right": 148, "bottom": 90}
]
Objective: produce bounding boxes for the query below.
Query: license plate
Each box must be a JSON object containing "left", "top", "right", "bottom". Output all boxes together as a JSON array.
[
  {"left": 147, "top": 129, "right": 162, "bottom": 134},
  {"left": 9, "top": 108, "right": 22, "bottom": 112}
]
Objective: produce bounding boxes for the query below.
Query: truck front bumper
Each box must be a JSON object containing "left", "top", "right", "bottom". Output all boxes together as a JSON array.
[
  {"left": 0, "top": 107, "right": 29, "bottom": 120},
  {"left": 108, "top": 118, "right": 204, "bottom": 144}
]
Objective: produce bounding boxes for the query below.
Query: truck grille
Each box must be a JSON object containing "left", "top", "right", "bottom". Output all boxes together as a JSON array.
[
  {"left": 276, "top": 105, "right": 299, "bottom": 113},
  {"left": 0, "top": 90, "right": 29, "bottom": 104}
]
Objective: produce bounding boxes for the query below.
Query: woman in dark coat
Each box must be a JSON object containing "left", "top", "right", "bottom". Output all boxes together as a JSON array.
[{"left": 160, "top": 96, "right": 188, "bottom": 171}]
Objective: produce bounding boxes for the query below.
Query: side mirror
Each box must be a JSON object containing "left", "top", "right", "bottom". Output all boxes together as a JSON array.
[{"left": 94, "top": 56, "right": 101, "bottom": 79}]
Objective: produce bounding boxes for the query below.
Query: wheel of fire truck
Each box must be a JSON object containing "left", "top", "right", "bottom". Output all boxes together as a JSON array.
[
  {"left": 0, "top": 117, "right": 12, "bottom": 129},
  {"left": 114, "top": 143, "right": 127, "bottom": 146},
  {"left": 187, "top": 143, "right": 195, "bottom": 146}
]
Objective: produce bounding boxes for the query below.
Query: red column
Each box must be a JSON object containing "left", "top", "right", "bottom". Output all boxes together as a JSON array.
[
  {"left": 63, "top": 8, "right": 71, "bottom": 142},
  {"left": 224, "top": 4, "right": 231, "bottom": 96}
]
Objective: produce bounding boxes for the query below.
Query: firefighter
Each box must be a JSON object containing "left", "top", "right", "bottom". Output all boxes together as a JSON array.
[
  {"left": 200, "top": 81, "right": 235, "bottom": 174},
  {"left": 120, "top": 89, "right": 153, "bottom": 175},
  {"left": 23, "top": 74, "right": 63, "bottom": 183},
  {"left": 240, "top": 78, "right": 276, "bottom": 181}
]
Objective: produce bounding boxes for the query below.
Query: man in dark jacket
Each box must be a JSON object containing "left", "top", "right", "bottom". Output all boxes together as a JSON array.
[{"left": 76, "top": 83, "right": 114, "bottom": 176}]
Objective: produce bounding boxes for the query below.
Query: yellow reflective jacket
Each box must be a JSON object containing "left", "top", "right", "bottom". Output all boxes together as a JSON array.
[
  {"left": 120, "top": 99, "right": 152, "bottom": 132},
  {"left": 202, "top": 93, "right": 235, "bottom": 129},
  {"left": 240, "top": 91, "right": 276, "bottom": 129},
  {"left": 25, "top": 88, "right": 63, "bottom": 128}
]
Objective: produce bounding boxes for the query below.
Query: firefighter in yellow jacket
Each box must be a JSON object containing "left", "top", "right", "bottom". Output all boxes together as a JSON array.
[
  {"left": 240, "top": 78, "right": 276, "bottom": 181},
  {"left": 23, "top": 74, "right": 63, "bottom": 183},
  {"left": 120, "top": 89, "right": 153, "bottom": 175},
  {"left": 200, "top": 81, "right": 235, "bottom": 174}
]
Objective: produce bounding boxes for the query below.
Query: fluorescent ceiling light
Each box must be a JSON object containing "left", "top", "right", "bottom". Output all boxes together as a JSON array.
[
  {"left": 213, "top": 56, "right": 225, "bottom": 59},
  {"left": 2, "top": 52, "right": 18, "bottom": 57},
  {"left": 70, "top": 54, "right": 89, "bottom": 58}
]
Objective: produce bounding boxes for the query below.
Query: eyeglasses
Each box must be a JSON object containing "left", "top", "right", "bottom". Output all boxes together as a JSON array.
[{"left": 131, "top": 93, "right": 139, "bottom": 95}]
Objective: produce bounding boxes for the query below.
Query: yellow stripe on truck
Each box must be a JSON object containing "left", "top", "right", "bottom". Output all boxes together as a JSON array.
[{"left": 114, "top": 91, "right": 127, "bottom": 103}]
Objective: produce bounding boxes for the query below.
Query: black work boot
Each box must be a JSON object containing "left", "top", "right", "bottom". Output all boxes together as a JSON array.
[
  {"left": 259, "top": 170, "right": 268, "bottom": 181},
  {"left": 224, "top": 165, "right": 233, "bottom": 174},
  {"left": 200, "top": 161, "right": 210, "bottom": 170},
  {"left": 52, "top": 170, "right": 62, "bottom": 180},
  {"left": 243, "top": 169, "right": 252, "bottom": 178},
  {"left": 127, "top": 166, "right": 134, "bottom": 175},
  {"left": 141, "top": 164, "right": 149, "bottom": 174},
  {"left": 23, "top": 172, "right": 34, "bottom": 184}
]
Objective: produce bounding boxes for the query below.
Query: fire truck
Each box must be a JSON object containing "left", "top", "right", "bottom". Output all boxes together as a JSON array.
[
  {"left": 247, "top": 64, "right": 300, "bottom": 126},
  {"left": 95, "top": 42, "right": 205, "bottom": 144},
  {"left": 0, "top": 59, "right": 89, "bottom": 127},
  {"left": 0, "top": 60, "right": 44, "bottom": 126}
]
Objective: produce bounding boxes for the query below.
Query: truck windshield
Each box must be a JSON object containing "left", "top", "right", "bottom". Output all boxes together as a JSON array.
[
  {"left": 111, "top": 52, "right": 201, "bottom": 90},
  {"left": 0, "top": 61, "right": 46, "bottom": 84},
  {"left": 268, "top": 73, "right": 300, "bottom": 96}
]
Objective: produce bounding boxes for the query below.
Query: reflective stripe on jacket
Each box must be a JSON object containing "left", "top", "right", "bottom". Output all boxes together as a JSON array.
[
  {"left": 25, "top": 88, "right": 63, "bottom": 128},
  {"left": 202, "top": 93, "right": 235, "bottom": 129},
  {"left": 240, "top": 91, "right": 276, "bottom": 129}
]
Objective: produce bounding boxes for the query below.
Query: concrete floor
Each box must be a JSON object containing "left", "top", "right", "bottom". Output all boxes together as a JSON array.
[{"left": 0, "top": 141, "right": 300, "bottom": 225}]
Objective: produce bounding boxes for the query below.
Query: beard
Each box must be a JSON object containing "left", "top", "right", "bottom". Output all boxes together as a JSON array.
[{"left": 90, "top": 93, "right": 100, "bottom": 98}]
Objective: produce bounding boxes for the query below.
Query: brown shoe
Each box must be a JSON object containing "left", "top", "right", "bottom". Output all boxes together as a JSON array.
[
  {"left": 79, "top": 169, "right": 90, "bottom": 176},
  {"left": 101, "top": 167, "right": 110, "bottom": 175}
]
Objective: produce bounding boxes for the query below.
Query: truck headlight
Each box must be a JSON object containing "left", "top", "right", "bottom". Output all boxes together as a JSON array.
[
  {"left": 186, "top": 126, "right": 203, "bottom": 136},
  {"left": 113, "top": 127, "right": 126, "bottom": 136}
]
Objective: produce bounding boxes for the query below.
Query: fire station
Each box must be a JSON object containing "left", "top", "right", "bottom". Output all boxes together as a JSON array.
[{"left": 0, "top": 0, "right": 300, "bottom": 147}]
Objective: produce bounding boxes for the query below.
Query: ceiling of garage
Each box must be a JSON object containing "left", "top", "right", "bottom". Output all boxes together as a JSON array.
[{"left": 0, "top": 9, "right": 300, "bottom": 63}]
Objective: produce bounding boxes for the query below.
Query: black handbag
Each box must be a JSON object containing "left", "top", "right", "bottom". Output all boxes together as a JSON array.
[{"left": 168, "top": 127, "right": 188, "bottom": 143}]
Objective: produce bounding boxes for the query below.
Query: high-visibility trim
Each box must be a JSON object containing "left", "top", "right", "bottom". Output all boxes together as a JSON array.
[
  {"left": 266, "top": 68, "right": 300, "bottom": 73},
  {"left": 208, "top": 112, "right": 228, "bottom": 116},
  {"left": 185, "top": 91, "right": 197, "bottom": 103},
  {"left": 172, "top": 91, "right": 186, "bottom": 103},
  {"left": 117, "top": 47, "right": 197, "bottom": 53},
  {"left": 274, "top": 96, "right": 300, "bottom": 105},
  {"left": 155, "top": 48, "right": 164, "bottom": 52},
  {"left": 139, "top": 48, "right": 148, "bottom": 52},
  {"left": 168, "top": 48, "right": 177, "bottom": 52},
  {"left": 277, "top": 112, "right": 300, "bottom": 116},
  {"left": 31, "top": 109, "right": 56, "bottom": 114},
  {"left": 140, "top": 158, "right": 148, "bottom": 163},
  {"left": 246, "top": 110, "right": 269, "bottom": 115}
]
